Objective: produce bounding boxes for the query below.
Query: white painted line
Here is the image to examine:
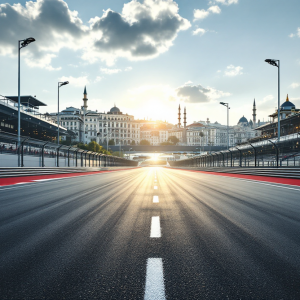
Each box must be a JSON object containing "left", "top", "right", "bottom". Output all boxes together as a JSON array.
[
  {"left": 32, "top": 179, "right": 56, "bottom": 182},
  {"left": 144, "top": 258, "right": 166, "bottom": 300},
  {"left": 153, "top": 196, "right": 159, "bottom": 203},
  {"left": 154, "top": 186, "right": 158, "bottom": 190},
  {"left": 150, "top": 216, "right": 161, "bottom": 238},
  {"left": 15, "top": 182, "right": 28, "bottom": 185}
]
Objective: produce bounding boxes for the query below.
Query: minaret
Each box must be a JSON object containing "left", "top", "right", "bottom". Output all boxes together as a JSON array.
[
  {"left": 183, "top": 106, "right": 187, "bottom": 144},
  {"left": 252, "top": 98, "right": 256, "bottom": 127},
  {"left": 83, "top": 86, "right": 88, "bottom": 111},
  {"left": 178, "top": 104, "right": 181, "bottom": 128},
  {"left": 183, "top": 107, "right": 187, "bottom": 128}
]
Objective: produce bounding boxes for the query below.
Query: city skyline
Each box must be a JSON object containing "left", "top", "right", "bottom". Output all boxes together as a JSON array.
[{"left": 0, "top": 0, "right": 300, "bottom": 126}]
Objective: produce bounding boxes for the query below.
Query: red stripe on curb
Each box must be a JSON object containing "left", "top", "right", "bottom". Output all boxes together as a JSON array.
[
  {"left": 177, "top": 169, "right": 300, "bottom": 187},
  {"left": 0, "top": 168, "right": 135, "bottom": 186}
]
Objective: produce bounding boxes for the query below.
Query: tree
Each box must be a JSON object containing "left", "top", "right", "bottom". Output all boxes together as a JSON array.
[
  {"left": 131, "top": 140, "right": 136, "bottom": 145},
  {"left": 168, "top": 136, "right": 179, "bottom": 145},
  {"left": 108, "top": 139, "right": 115, "bottom": 145},
  {"left": 160, "top": 141, "right": 172, "bottom": 146},
  {"left": 140, "top": 139, "right": 150, "bottom": 145}
]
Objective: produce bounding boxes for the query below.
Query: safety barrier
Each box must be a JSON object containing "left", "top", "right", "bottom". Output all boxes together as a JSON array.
[
  {"left": 0, "top": 132, "right": 138, "bottom": 168},
  {"left": 169, "top": 134, "right": 300, "bottom": 168}
]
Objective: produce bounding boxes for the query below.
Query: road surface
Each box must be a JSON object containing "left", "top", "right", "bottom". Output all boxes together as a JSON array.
[{"left": 1, "top": 167, "right": 300, "bottom": 299}]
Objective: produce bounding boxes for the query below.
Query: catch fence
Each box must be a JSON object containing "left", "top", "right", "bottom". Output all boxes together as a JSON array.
[{"left": 0, "top": 132, "right": 138, "bottom": 167}]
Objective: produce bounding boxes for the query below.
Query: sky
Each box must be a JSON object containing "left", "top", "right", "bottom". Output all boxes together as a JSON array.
[{"left": 0, "top": 0, "right": 300, "bottom": 126}]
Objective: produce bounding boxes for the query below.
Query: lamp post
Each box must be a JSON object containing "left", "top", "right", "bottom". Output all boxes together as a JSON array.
[
  {"left": 220, "top": 102, "right": 230, "bottom": 150},
  {"left": 57, "top": 81, "right": 69, "bottom": 145},
  {"left": 18, "top": 37, "right": 35, "bottom": 167},
  {"left": 265, "top": 59, "right": 280, "bottom": 142}
]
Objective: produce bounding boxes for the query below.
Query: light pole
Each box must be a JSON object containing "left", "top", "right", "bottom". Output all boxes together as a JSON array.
[
  {"left": 265, "top": 59, "right": 280, "bottom": 142},
  {"left": 18, "top": 37, "right": 35, "bottom": 167},
  {"left": 220, "top": 102, "right": 230, "bottom": 149},
  {"left": 57, "top": 81, "right": 69, "bottom": 145}
]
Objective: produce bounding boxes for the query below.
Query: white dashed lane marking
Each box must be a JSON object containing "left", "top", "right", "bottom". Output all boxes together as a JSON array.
[
  {"left": 154, "top": 186, "right": 158, "bottom": 190},
  {"left": 150, "top": 216, "right": 161, "bottom": 238},
  {"left": 153, "top": 196, "right": 159, "bottom": 203},
  {"left": 144, "top": 258, "right": 166, "bottom": 300}
]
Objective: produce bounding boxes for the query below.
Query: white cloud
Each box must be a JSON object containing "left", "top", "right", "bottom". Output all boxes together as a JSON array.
[
  {"left": 192, "top": 28, "right": 206, "bottom": 36},
  {"left": 193, "top": 5, "right": 221, "bottom": 21},
  {"left": 59, "top": 76, "right": 89, "bottom": 87},
  {"left": 290, "top": 82, "right": 300, "bottom": 89},
  {"left": 125, "top": 67, "right": 132, "bottom": 71},
  {"left": 289, "top": 27, "right": 300, "bottom": 38},
  {"left": 193, "top": 9, "right": 210, "bottom": 20},
  {"left": 0, "top": 0, "right": 191, "bottom": 68},
  {"left": 175, "top": 82, "right": 230, "bottom": 103},
  {"left": 100, "top": 68, "right": 122, "bottom": 74},
  {"left": 213, "top": 0, "right": 238, "bottom": 5},
  {"left": 94, "top": 76, "right": 102, "bottom": 83},
  {"left": 208, "top": 5, "right": 221, "bottom": 14},
  {"left": 224, "top": 65, "right": 243, "bottom": 76}
]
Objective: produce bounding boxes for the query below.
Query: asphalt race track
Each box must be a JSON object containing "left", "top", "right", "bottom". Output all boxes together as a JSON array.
[{"left": 1, "top": 167, "right": 300, "bottom": 299}]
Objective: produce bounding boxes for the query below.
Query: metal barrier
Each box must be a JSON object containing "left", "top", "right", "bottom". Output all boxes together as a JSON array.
[
  {"left": 169, "top": 134, "right": 300, "bottom": 168},
  {"left": 0, "top": 132, "right": 138, "bottom": 168}
]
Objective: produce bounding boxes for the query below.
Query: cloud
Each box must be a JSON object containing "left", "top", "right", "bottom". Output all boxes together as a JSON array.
[
  {"left": 100, "top": 66, "right": 132, "bottom": 74},
  {"left": 211, "top": 0, "right": 238, "bottom": 5},
  {"left": 193, "top": 9, "right": 210, "bottom": 20},
  {"left": 193, "top": 5, "right": 221, "bottom": 21},
  {"left": 192, "top": 28, "right": 206, "bottom": 36},
  {"left": 290, "top": 82, "right": 300, "bottom": 89},
  {"left": 94, "top": 76, "right": 102, "bottom": 83},
  {"left": 224, "top": 65, "right": 243, "bottom": 76},
  {"left": 175, "top": 83, "right": 230, "bottom": 103},
  {"left": 208, "top": 5, "right": 221, "bottom": 13},
  {"left": 59, "top": 75, "right": 89, "bottom": 87},
  {"left": 100, "top": 68, "right": 122, "bottom": 74},
  {"left": 0, "top": 0, "right": 191, "bottom": 68},
  {"left": 289, "top": 27, "right": 300, "bottom": 38}
]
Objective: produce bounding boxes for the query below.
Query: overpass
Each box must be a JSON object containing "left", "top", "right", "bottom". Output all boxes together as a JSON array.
[{"left": 108, "top": 145, "right": 227, "bottom": 153}]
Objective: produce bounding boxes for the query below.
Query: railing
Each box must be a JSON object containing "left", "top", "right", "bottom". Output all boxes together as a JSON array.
[
  {"left": 169, "top": 134, "right": 300, "bottom": 168},
  {"left": 0, "top": 132, "right": 138, "bottom": 168}
]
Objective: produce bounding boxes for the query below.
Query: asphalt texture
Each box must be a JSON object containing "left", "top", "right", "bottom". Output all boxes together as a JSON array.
[{"left": 1, "top": 167, "right": 300, "bottom": 299}]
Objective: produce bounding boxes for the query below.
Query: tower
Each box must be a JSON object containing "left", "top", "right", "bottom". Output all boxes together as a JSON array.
[
  {"left": 183, "top": 106, "right": 187, "bottom": 144},
  {"left": 252, "top": 98, "right": 256, "bottom": 127},
  {"left": 178, "top": 104, "right": 181, "bottom": 128},
  {"left": 83, "top": 86, "right": 88, "bottom": 111}
]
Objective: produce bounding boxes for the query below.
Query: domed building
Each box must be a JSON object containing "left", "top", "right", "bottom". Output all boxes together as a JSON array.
[
  {"left": 108, "top": 105, "right": 122, "bottom": 115},
  {"left": 238, "top": 116, "right": 249, "bottom": 127}
]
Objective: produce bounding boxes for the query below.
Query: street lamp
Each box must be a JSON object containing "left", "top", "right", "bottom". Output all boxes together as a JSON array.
[
  {"left": 18, "top": 37, "right": 35, "bottom": 167},
  {"left": 57, "top": 81, "right": 69, "bottom": 145},
  {"left": 265, "top": 59, "right": 280, "bottom": 142},
  {"left": 220, "top": 102, "right": 230, "bottom": 150}
]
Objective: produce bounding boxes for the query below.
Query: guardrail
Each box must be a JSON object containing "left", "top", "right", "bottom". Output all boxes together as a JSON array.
[
  {"left": 0, "top": 132, "right": 138, "bottom": 168},
  {"left": 169, "top": 167, "right": 300, "bottom": 179},
  {"left": 169, "top": 134, "right": 300, "bottom": 168}
]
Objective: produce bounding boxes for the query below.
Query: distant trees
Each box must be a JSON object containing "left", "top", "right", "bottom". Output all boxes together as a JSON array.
[
  {"left": 108, "top": 139, "right": 115, "bottom": 145},
  {"left": 168, "top": 136, "right": 179, "bottom": 145},
  {"left": 140, "top": 139, "right": 151, "bottom": 145},
  {"left": 76, "top": 141, "right": 110, "bottom": 155}
]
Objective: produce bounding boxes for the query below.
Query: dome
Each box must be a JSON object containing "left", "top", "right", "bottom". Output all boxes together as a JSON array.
[
  {"left": 110, "top": 106, "right": 120, "bottom": 113},
  {"left": 281, "top": 95, "right": 295, "bottom": 110},
  {"left": 238, "top": 116, "right": 248, "bottom": 124}
]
